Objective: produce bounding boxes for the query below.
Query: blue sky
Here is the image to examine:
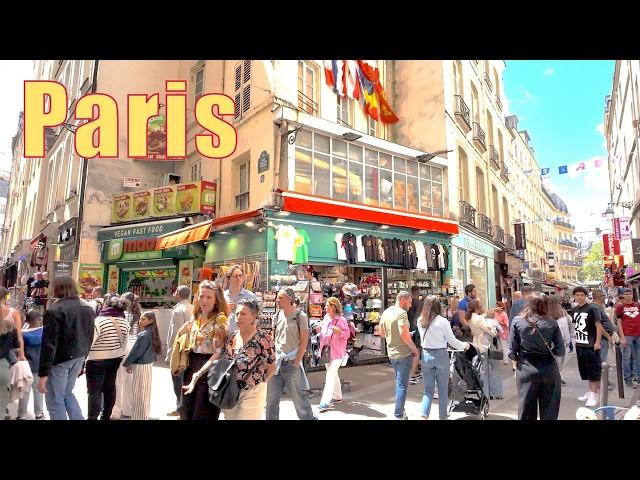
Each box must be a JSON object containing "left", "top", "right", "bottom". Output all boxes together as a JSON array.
[{"left": 502, "top": 60, "right": 614, "bottom": 242}]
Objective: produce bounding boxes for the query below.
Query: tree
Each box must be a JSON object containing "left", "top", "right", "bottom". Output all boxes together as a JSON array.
[{"left": 579, "top": 240, "right": 604, "bottom": 281}]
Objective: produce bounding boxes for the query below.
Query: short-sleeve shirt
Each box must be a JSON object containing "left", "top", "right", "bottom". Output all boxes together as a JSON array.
[
  {"left": 191, "top": 312, "right": 228, "bottom": 355},
  {"left": 380, "top": 305, "right": 412, "bottom": 359},
  {"left": 275, "top": 225, "right": 297, "bottom": 262},
  {"left": 571, "top": 303, "right": 601, "bottom": 348},
  {"left": 294, "top": 229, "right": 310, "bottom": 264},
  {"left": 225, "top": 329, "right": 275, "bottom": 390},
  {"left": 615, "top": 302, "right": 640, "bottom": 337},
  {"left": 274, "top": 309, "right": 309, "bottom": 354}
]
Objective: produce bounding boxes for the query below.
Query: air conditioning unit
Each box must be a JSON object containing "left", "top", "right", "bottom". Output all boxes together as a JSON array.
[{"left": 162, "top": 173, "right": 182, "bottom": 186}]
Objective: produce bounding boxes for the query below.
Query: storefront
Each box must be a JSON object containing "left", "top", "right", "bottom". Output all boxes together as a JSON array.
[
  {"left": 97, "top": 218, "right": 208, "bottom": 349},
  {"left": 167, "top": 191, "right": 459, "bottom": 369},
  {"left": 451, "top": 229, "right": 500, "bottom": 309}
]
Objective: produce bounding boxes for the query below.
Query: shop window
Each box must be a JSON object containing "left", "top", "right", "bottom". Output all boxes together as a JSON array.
[
  {"left": 365, "top": 166, "right": 379, "bottom": 205},
  {"left": 407, "top": 176, "right": 419, "bottom": 213},
  {"left": 420, "top": 180, "right": 432, "bottom": 212},
  {"left": 332, "top": 155, "right": 348, "bottom": 201},
  {"left": 467, "top": 252, "right": 488, "bottom": 309},
  {"left": 365, "top": 148, "right": 378, "bottom": 167},
  {"left": 348, "top": 160, "right": 363, "bottom": 204},
  {"left": 313, "top": 152, "right": 330, "bottom": 198},
  {"left": 393, "top": 173, "right": 406, "bottom": 211},
  {"left": 379, "top": 169, "right": 393, "bottom": 208},
  {"left": 294, "top": 148, "right": 312, "bottom": 194}
]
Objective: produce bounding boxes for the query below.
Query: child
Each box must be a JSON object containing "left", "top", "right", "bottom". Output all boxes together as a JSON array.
[
  {"left": 123, "top": 311, "right": 161, "bottom": 420},
  {"left": 17, "top": 310, "right": 46, "bottom": 420}
]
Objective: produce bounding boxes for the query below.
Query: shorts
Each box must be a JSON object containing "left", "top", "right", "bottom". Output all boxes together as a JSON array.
[{"left": 576, "top": 347, "right": 601, "bottom": 381}]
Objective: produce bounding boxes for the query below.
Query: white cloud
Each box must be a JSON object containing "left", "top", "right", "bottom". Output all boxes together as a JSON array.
[
  {"left": 596, "top": 122, "right": 607, "bottom": 151},
  {"left": 518, "top": 86, "right": 538, "bottom": 104},
  {"left": 543, "top": 67, "right": 555, "bottom": 76}
]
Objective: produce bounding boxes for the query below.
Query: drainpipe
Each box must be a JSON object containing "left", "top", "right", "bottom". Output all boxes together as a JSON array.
[{"left": 74, "top": 59, "right": 99, "bottom": 263}]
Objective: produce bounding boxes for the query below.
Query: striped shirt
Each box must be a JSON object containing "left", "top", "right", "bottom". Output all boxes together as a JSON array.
[{"left": 87, "top": 316, "right": 130, "bottom": 361}]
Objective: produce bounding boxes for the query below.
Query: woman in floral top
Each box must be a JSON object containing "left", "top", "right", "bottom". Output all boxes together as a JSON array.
[
  {"left": 222, "top": 299, "right": 275, "bottom": 420},
  {"left": 180, "top": 280, "right": 229, "bottom": 420}
]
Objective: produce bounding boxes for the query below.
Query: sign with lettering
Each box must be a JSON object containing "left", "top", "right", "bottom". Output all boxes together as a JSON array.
[
  {"left": 452, "top": 232, "right": 496, "bottom": 257},
  {"left": 53, "top": 261, "right": 72, "bottom": 277},
  {"left": 123, "top": 176, "right": 142, "bottom": 188},
  {"left": 258, "top": 150, "right": 270, "bottom": 173},
  {"left": 97, "top": 219, "right": 185, "bottom": 241}
]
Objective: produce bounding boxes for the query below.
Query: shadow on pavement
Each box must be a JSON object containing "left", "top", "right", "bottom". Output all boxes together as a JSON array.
[{"left": 331, "top": 401, "right": 387, "bottom": 418}]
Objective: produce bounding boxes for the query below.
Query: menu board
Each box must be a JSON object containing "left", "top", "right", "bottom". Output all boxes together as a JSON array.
[
  {"left": 112, "top": 194, "right": 132, "bottom": 223},
  {"left": 176, "top": 183, "right": 199, "bottom": 214},
  {"left": 132, "top": 190, "right": 152, "bottom": 220},
  {"left": 78, "top": 264, "right": 104, "bottom": 299},
  {"left": 152, "top": 186, "right": 176, "bottom": 216},
  {"left": 107, "top": 265, "right": 119, "bottom": 294}
]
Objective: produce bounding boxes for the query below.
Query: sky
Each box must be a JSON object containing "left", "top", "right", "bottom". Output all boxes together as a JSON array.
[
  {"left": 502, "top": 60, "right": 615, "bottom": 245},
  {"left": 0, "top": 60, "right": 33, "bottom": 174}
]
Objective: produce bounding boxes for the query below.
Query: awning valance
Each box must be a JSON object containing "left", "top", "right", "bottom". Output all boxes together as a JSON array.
[{"left": 156, "top": 221, "right": 212, "bottom": 250}]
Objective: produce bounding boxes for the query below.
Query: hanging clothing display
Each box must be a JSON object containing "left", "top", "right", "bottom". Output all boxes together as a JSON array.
[
  {"left": 275, "top": 224, "right": 298, "bottom": 262},
  {"left": 341, "top": 233, "right": 358, "bottom": 264},
  {"left": 415, "top": 241, "right": 428, "bottom": 271},
  {"left": 356, "top": 235, "right": 366, "bottom": 263},
  {"left": 294, "top": 228, "right": 310, "bottom": 264},
  {"left": 335, "top": 233, "right": 347, "bottom": 261}
]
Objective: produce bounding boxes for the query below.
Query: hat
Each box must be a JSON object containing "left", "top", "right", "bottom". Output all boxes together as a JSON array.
[
  {"left": 342, "top": 283, "right": 361, "bottom": 297},
  {"left": 371, "top": 298, "right": 382, "bottom": 309}
]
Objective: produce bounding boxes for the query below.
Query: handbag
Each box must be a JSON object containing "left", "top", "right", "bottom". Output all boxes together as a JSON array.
[
  {"left": 318, "top": 318, "right": 339, "bottom": 365},
  {"left": 207, "top": 356, "right": 240, "bottom": 410},
  {"left": 487, "top": 335, "right": 503, "bottom": 360}
]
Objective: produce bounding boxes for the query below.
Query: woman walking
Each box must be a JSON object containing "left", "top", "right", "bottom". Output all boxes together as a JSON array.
[
  {"left": 467, "top": 300, "right": 500, "bottom": 399},
  {"left": 494, "top": 302, "right": 510, "bottom": 365},
  {"left": 114, "top": 292, "right": 141, "bottom": 419},
  {"left": 17, "top": 310, "right": 45, "bottom": 420},
  {"left": 317, "top": 297, "right": 350, "bottom": 413},
  {"left": 510, "top": 295, "right": 565, "bottom": 420},
  {"left": 548, "top": 295, "right": 571, "bottom": 385},
  {"left": 123, "top": 311, "right": 162, "bottom": 420},
  {"left": 417, "top": 295, "right": 469, "bottom": 420}
]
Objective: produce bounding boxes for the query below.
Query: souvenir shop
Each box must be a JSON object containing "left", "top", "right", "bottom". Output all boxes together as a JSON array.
[{"left": 187, "top": 191, "right": 459, "bottom": 370}]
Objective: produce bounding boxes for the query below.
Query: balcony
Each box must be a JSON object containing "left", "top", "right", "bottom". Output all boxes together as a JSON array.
[
  {"left": 554, "top": 220, "right": 575, "bottom": 230},
  {"left": 559, "top": 239, "right": 578, "bottom": 248},
  {"left": 473, "top": 122, "right": 487, "bottom": 151},
  {"left": 459, "top": 201, "right": 477, "bottom": 228},
  {"left": 494, "top": 225, "right": 505, "bottom": 245},
  {"left": 495, "top": 95, "right": 503, "bottom": 112},
  {"left": 484, "top": 72, "right": 494, "bottom": 92},
  {"left": 489, "top": 145, "right": 500, "bottom": 170},
  {"left": 505, "top": 234, "right": 516, "bottom": 252},
  {"left": 235, "top": 192, "right": 249, "bottom": 211},
  {"left": 454, "top": 95, "right": 472, "bottom": 133},
  {"left": 478, "top": 213, "right": 493, "bottom": 238},
  {"left": 500, "top": 161, "right": 509, "bottom": 182},
  {"left": 559, "top": 260, "right": 583, "bottom": 267}
]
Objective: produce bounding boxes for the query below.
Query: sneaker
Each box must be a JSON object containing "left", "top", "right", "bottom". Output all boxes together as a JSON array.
[
  {"left": 409, "top": 376, "right": 420, "bottom": 385},
  {"left": 166, "top": 410, "right": 180, "bottom": 417},
  {"left": 318, "top": 403, "right": 332, "bottom": 412},
  {"left": 585, "top": 392, "right": 599, "bottom": 408},
  {"left": 433, "top": 391, "right": 439, "bottom": 399},
  {"left": 578, "top": 391, "right": 592, "bottom": 402},
  {"left": 330, "top": 398, "right": 342, "bottom": 404},
  {"left": 395, "top": 413, "right": 409, "bottom": 420},
  {"left": 35, "top": 413, "right": 46, "bottom": 420},
  {"left": 15, "top": 416, "right": 26, "bottom": 420}
]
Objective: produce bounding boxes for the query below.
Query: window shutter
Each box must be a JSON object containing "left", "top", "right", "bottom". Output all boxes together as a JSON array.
[
  {"left": 234, "top": 93, "right": 241, "bottom": 119},
  {"left": 235, "top": 65, "right": 242, "bottom": 92},
  {"left": 234, "top": 61, "right": 251, "bottom": 120},
  {"left": 242, "top": 85, "right": 251, "bottom": 114},
  {"left": 243, "top": 60, "right": 251, "bottom": 83}
]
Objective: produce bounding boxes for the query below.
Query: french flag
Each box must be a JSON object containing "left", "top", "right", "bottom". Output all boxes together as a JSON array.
[{"left": 325, "top": 60, "right": 360, "bottom": 100}]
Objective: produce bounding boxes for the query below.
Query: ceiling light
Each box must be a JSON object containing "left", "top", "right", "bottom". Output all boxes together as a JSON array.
[
  {"left": 379, "top": 225, "right": 390, "bottom": 230},
  {"left": 334, "top": 218, "right": 347, "bottom": 224},
  {"left": 276, "top": 210, "right": 290, "bottom": 217},
  {"left": 416, "top": 229, "right": 427, "bottom": 234},
  {"left": 219, "top": 231, "right": 230, "bottom": 235},
  {"left": 244, "top": 221, "right": 255, "bottom": 228}
]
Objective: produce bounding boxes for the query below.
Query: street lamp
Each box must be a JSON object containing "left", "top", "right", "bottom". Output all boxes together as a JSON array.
[{"left": 604, "top": 204, "right": 615, "bottom": 221}]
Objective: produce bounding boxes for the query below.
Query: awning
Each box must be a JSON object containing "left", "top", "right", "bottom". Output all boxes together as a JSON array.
[
  {"left": 156, "top": 221, "right": 212, "bottom": 250},
  {"left": 279, "top": 190, "right": 459, "bottom": 235}
]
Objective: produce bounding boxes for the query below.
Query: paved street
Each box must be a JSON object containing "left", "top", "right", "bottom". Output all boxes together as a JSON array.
[{"left": 8, "top": 347, "right": 639, "bottom": 420}]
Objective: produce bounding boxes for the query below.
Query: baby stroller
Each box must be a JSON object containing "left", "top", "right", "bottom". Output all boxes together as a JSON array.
[{"left": 448, "top": 344, "right": 490, "bottom": 419}]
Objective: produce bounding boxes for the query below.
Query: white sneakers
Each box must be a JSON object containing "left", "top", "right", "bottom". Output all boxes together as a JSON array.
[
  {"left": 578, "top": 391, "right": 591, "bottom": 401},
  {"left": 585, "top": 392, "right": 599, "bottom": 408}
]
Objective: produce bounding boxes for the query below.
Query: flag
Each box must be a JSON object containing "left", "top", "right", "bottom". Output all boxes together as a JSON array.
[
  {"left": 541, "top": 168, "right": 550, "bottom": 176},
  {"left": 324, "top": 61, "right": 335, "bottom": 88},
  {"left": 594, "top": 158, "right": 604, "bottom": 168},
  {"left": 358, "top": 60, "right": 399, "bottom": 124},
  {"left": 559, "top": 165, "right": 568, "bottom": 174},
  {"left": 575, "top": 162, "right": 586, "bottom": 171}
]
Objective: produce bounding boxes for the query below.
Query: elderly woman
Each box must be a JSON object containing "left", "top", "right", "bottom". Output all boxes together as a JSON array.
[
  {"left": 85, "top": 294, "right": 130, "bottom": 420},
  {"left": 316, "top": 296, "right": 350, "bottom": 413},
  {"left": 221, "top": 299, "right": 275, "bottom": 420},
  {"left": 510, "top": 295, "right": 565, "bottom": 420}
]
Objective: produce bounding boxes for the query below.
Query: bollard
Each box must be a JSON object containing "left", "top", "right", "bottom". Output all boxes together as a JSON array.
[{"left": 598, "top": 362, "right": 609, "bottom": 420}]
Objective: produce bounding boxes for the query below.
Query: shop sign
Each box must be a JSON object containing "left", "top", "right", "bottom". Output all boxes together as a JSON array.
[
  {"left": 107, "top": 238, "right": 162, "bottom": 262},
  {"left": 613, "top": 218, "right": 621, "bottom": 241},
  {"left": 53, "top": 261, "right": 73, "bottom": 277},
  {"left": 452, "top": 232, "right": 495, "bottom": 257},
  {"left": 111, "top": 180, "right": 216, "bottom": 224},
  {"left": 123, "top": 176, "right": 142, "bottom": 188},
  {"left": 603, "top": 233, "right": 621, "bottom": 256},
  {"left": 97, "top": 219, "right": 184, "bottom": 241},
  {"left": 78, "top": 264, "right": 104, "bottom": 299},
  {"left": 619, "top": 218, "right": 631, "bottom": 241},
  {"left": 258, "top": 150, "right": 270, "bottom": 174}
]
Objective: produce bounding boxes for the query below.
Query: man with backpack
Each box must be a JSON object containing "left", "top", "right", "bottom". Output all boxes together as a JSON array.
[{"left": 266, "top": 288, "right": 316, "bottom": 420}]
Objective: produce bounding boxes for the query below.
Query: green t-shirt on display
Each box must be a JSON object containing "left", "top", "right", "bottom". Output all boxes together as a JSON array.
[{"left": 294, "top": 228, "right": 310, "bottom": 264}]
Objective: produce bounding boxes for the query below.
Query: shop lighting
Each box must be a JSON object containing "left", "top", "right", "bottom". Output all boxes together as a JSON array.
[
  {"left": 416, "top": 229, "right": 427, "bottom": 234},
  {"left": 341, "top": 132, "right": 362, "bottom": 142},
  {"left": 379, "top": 225, "right": 390, "bottom": 230},
  {"left": 334, "top": 218, "right": 347, "bottom": 224},
  {"left": 219, "top": 231, "right": 230, "bottom": 235},
  {"left": 244, "top": 221, "right": 255, "bottom": 228},
  {"left": 604, "top": 204, "right": 615, "bottom": 221},
  {"left": 276, "top": 210, "right": 290, "bottom": 217}
]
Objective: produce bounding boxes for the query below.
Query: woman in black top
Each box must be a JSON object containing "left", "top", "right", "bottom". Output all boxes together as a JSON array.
[{"left": 509, "top": 295, "right": 565, "bottom": 420}]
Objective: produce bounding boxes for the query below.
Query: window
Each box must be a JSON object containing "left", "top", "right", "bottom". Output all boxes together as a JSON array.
[
  {"left": 337, "top": 96, "right": 352, "bottom": 127},
  {"left": 476, "top": 167, "right": 486, "bottom": 214},
  {"left": 298, "top": 61, "right": 318, "bottom": 115},
  {"left": 458, "top": 148, "right": 468, "bottom": 202},
  {"left": 486, "top": 110, "right": 494, "bottom": 148},
  {"left": 294, "top": 131, "right": 443, "bottom": 214},
  {"left": 453, "top": 60, "right": 464, "bottom": 97},
  {"left": 234, "top": 61, "right": 251, "bottom": 121},
  {"left": 502, "top": 197, "right": 510, "bottom": 229},
  {"left": 368, "top": 116, "right": 377, "bottom": 137},
  {"left": 471, "top": 84, "right": 480, "bottom": 122},
  {"left": 237, "top": 161, "right": 249, "bottom": 210},
  {"left": 492, "top": 185, "right": 500, "bottom": 225},
  {"left": 194, "top": 63, "right": 205, "bottom": 103},
  {"left": 191, "top": 160, "right": 201, "bottom": 181}
]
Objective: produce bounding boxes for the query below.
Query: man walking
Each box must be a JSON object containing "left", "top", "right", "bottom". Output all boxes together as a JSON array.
[
  {"left": 615, "top": 288, "right": 640, "bottom": 387},
  {"left": 572, "top": 286, "right": 603, "bottom": 407},
  {"left": 224, "top": 265, "right": 257, "bottom": 333},
  {"left": 407, "top": 286, "right": 423, "bottom": 384},
  {"left": 379, "top": 291, "right": 419, "bottom": 419},
  {"left": 165, "top": 285, "right": 193, "bottom": 416},
  {"left": 592, "top": 290, "right": 617, "bottom": 389},
  {"left": 266, "top": 288, "right": 315, "bottom": 420},
  {"left": 510, "top": 286, "right": 533, "bottom": 321},
  {"left": 457, "top": 284, "right": 477, "bottom": 341}
]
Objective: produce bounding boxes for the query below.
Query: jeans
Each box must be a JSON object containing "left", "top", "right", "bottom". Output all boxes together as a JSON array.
[
  {"left": 0, "top": 359, "right": 11, "bottom": 420},
  {"left": 17, "top": 372, "right": 44, "bottom": 418},
  {"left": 45, "top": 357, "right": 85, "bottom": 420},
  {"left": 390, "top": 354, "right": 413, "bottom": 418},
  {"left": 622, "top": 336, "right": 640, "bottom": 383},
  {"left": 171, "top": 371, "right": 184, "bottom": 410},
  {"left": 320, "top": 359, "right": 343, "bottom": 406},
  {"left": 421, "top": 348, "right": 449, "bottom": 420},
  {"left": 86, "top": 357, "right": 122, "bottom": 420},
  {"left": 266, "top": 360, "right": 315, "bottom": 420}
]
